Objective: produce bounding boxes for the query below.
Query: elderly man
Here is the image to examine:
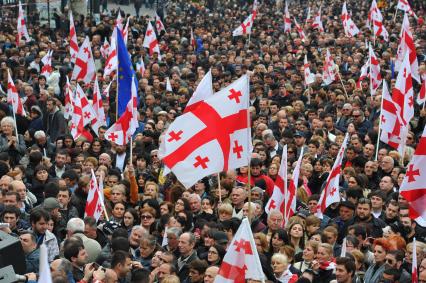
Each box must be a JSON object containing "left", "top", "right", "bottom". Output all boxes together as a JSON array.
[
  {"left": 66, "top": 218, "right": 101, "bottom": 262},
  {"left": 231, "top": 187, "right": 247, "bottom": 219},
  {"left": 262, "top": 210, "right": 284, "bottom": 242},
  {"left": 9, "top": 180, "right": 36, "bottom": 213},
  {"left": 177, "top": 232, "right": 199, "bottom": 282},
  {"left": 378, "top": 156, "right": 395, "bottom": 179}
]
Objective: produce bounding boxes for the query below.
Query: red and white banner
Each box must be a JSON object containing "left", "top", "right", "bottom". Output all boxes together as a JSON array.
[
  {"left": 136, "top": 57, "right": 146, "bottom": 77},
  {"left": 285, "top": 147, "right": 304, "bottom": 223},
  {"left": 85, "top": 169, "right": 104, "bottom": 221},
  {"left": 184, "top": 69, "right": 214, "bottom": 113},
  {"left": 418, "top": 78, "right": 426, "bottom": 105},
  {"left": 104, "top": 37, "right": 117, "bottom": 78},
  {"left": 75, "top": 84, "right": 96, "bottom": 127},
  {"left": 294, "top": 17, "right": 306, "bottom": 42},
  {"left": 100, "top": 38, "right": 110, "bottom": 59},
  {"left": 155, "top": 13, "right": 166, "bottom": 33},
  {"left": 341, "top": 2, "right": 360, "bottom": 37},
  {"left": 312, "top": 6, "right": 324, "bottom": 32},
  {"left": 159, "top": 75, "right": 251, "bottom": 188},
  {"left": 316, "top": 133, "right": 349, "bottom": 218},
  {"left": 397, "top": 0, "right": 417, "bottom": 18},
  {"left": 91, "top": 77, "right": 107, "bottom": 135},
  {"left": 40, "top": 50, "right": 53, "bottom": 79},
  {"left": 105, "top": 76, "right": 138, "bottom": 145},
  {"left": 143, "top": 22, "right": 162, "bottom": 60},
  {"left": 7, "top": 70, "right": 26, "bottom": 117},
  {"left": 371, "top": 4, "right": 388, "bottom": 41},
  {"left": 322, "top": 49, "right": 336, "bottom": 85},
  {"left": 71, "top": 37, "right": 96, "bottom": 85},
  {"left": 233, "top": 14, "right": 254, "bottom": 36},
  {"left": 400, "top": 119, "right": 426, "bottom": 227},
  {"left": 70, "top": 89, "right": 84, "bottom": 140},
  {"left": 396, "top": 13, "right": 420, "bottom": 83},
  {"left": 304, "top": 55, "right": 315, "bottom": 85},
  {"left": 265, "top": 145, "right": 287, "bottom": 215},
  {"left": 369, "top": 44, "right": 382, "bottom": 95},
  {"left": 17, "top": 1, "right": 30, "bottom": 44},
  {"left": 215, "top": 218, "right": 264, "bottom": 283},
  {"left": 379, "top": 80, "right": 407, "bottom": 157},
  {"left": 64, "top": 77, "right": 74, "bottom": 120},
  {"left": 392, "top": 51, "right": 414, "bottom": 126},
  {"left": 367, "top": 0, "right": 380, "bottom": 28},
  {"left": 69, "top": 11, "right": 78, "bottom": 63},
  {"left": 190, "top": 27, "right": 196, "bottom": 49},
  {"left": 284, "top": 2, "right": 291, "bottom": 33}
]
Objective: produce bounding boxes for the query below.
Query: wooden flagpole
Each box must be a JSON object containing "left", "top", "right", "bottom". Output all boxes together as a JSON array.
[
  {"left": 374, "top": 84, "right": 385, "bottom": 161},
  {"left": 246, "top": 74, "right": 252, "bottom": 223},
  {"left": 217, "top": 173, "right": 222, "bottom": 203}
]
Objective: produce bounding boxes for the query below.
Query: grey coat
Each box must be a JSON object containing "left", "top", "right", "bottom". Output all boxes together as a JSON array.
[{"left": 364, "top": 263, "right": 386, "bottom": 283}]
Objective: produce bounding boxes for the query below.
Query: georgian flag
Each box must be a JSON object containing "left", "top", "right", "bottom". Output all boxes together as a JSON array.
[
  {"left": 71, "top": 36, "right": 96, "bottom": 85},
  {"left": 341, "top": 2, "right": 360, "bottom": 37},
  {"left": 69, "top": 11, "right": 79, "bottom": 63},
  {"left": 369, "top": 44, "right": 382, "bottom": 95},
  {"left": 294, "top": 17, "right": 306, "bottom": 42},
  {"left": 91, "top": 77, "right": 107, "bottom": 135},
  {"left": 316, "top": 133, "right": 349, "bottom": 218},
  {"left": 265, "top": 145, "right": 288, "bottom": 215},
  {"left": 155, "top": 13, "right": 166, "bottom": 33},
  {"left": 75, "top": 84, "right": 96, "bottom": 127},
  {"left": 64, "top": 76, "right": 74, "bottom": 120},
  {"left": 304, "top": 55, "right": 315, "bottom": 85},
  {"left": 233, "top": 14, "right": 254, "bottom": 37},
  {"left": 312, "top": 6, "right": 324, "bottom": 32},
  {"left": 215, "top": 218, "right": 264, "bottom": 283},
  {"left": 103, "top": 37, "right": 118, "bottom": 78},
  {"left": 85, "top": 169, "right": 104, "bottom": 221},
  {"left": 285, "top": 147, "right": 304, "bottom": 223},
  {"left": 184, "top": 69, "right": 214, "bottom": 113},
  {"left": 284, "top": 1, "right": 291, "bottom": 33},
  {"left": 397, "top": 0, "right": 417, "bottom": 18},
  {"left": 143, "top": 22, "right": 162, "bottom": 60},
  {"left": 17, "top": 1, "right": 30, "bottom": 44},
  {"left": 40, "top": 50, "right": 53, "bottom": 79},
  {"left": 159, "top": 75, "right": 251, "bottom": 188},
  {"left": 100, "top": 38, "right": 110, "bottom": 59},
  {"left": 322, "top": 49, "right": 336, "bottom": 85},
  {"left": 7, "top": 70, "right": 26, "bottom": 117}
]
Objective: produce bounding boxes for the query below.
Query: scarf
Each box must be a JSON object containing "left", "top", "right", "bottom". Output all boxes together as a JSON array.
[{"left": 320, "top": 258, "right": 336, "bottom": 270}]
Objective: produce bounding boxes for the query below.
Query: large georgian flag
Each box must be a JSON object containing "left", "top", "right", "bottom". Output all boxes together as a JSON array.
[
  {"left": 159, "top": 75, "right": 251, "bottom": 188},
  {"left": 399, "top": 126, "right": 426, "bottom": 227}
]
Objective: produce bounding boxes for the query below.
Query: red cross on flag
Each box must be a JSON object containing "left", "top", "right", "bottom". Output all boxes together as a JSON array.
[
  {"left": 215, "top": 218, "right": 264, "bottom": 283},
  {"left": 104, "top": 76, "right": 138, "bottom": 145},
  {"left": 155, "top": 13, "right": 166, "bottom": 33},
  {"left": 100, "top": 38, "right": 110, "bottom": 59},
  {"left": 41, "top": 50, "right": 53, "bottom": 79},
  {"left": 399, "top": 123, "right": 426, "bottom": 227},
  {"left": 312, "top": 6, "right": 324, "bottom": 32},
  {"left": 7, "top": 70, "right": 26, "bottom": 117},
  {"left": 143, "top": 22, "right": 162, "bottom": 60},
  {"left": 397, "top": 0, "right": 417, "bottom": 19},
  {"left": 71, "top": 36, "right": 96, "bottom": 85},
  {"left": 232, "top": 14, "right": 254, "bottom": 37},
  {"left": 69, "top": 11, "right": 79, "bottom": 63},
  {"left": 294, "top": 17, "right": 306, "bottom": 42},
  {"left": 367, "top": 0, "right": 380, "bottom": 29},
  {"left": 316, "top": 133, "right": 349, "bottom": 219},
  {"left": 341, "top": 2, "right": 360, "bottom": 37},
  {"left": 122, "top": 17, "right": 130, "bottom": 44},
  {"left": 356, "top": 59, "right": 369, "bottom": 89},
  {"left": 285, "top": 147, "right": 304, "bottom": 223},
  {"left": 395, "top": 13, "right": 420, "bottom": 83},
  {"left": 75, "top": 84, "right": 96, "bottom": 127},
  {"left": 184, "top": 69, "right": 214, "bottom": 113},
  {"left": 265, "top": 145, "right": 288, "bottom": 216},
  {"left": 369, "top": 44, "right": 382, "bottom": 96},
  {"left": 322, "top": 49, "right": 336, "bottom": 86},
  {"left": 304, "top": 55, "right": 315, "bottom": 85},
  {"left": 103, "top": 37, "right": 117, "bottom": 78},
  {"left": 379, "top": 80, "right": 408, "bottom": 157},
  {"left": 70, "top": 89, "right": 84, "bottom": 140},
  {"left": 85, "top": 169, "right": 104, "bottom": 221},
  {"left": 17, "top": 1, "right": 30, "bottom": 45},
  {"left": 252, "top": 0, "right": 259, "bottom": 20},
  {"left": 91, "top": 77, "right": 107, "bottom": 136},
  {"left": 371, "top": 4, "right": 388, "bottom": 41},
  {"left": 284, "top": 1, "right": 292, "bottom": 33},
  {"left": 392, "top": 51, "right": 415, "bottom": 126},
  {"left": 305, "top": 7, "right": 311, "bottom": 25},
  {"left": 159, "top": 75, "right": 251, "bottom": 188},
  {"left": 64, "top": 76, "right": 74, "bottom": 120}
]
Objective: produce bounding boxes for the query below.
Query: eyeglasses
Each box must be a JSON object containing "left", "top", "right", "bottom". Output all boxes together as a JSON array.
[{"left": 141, "top": 215, "right": 153, "bottom": 219}]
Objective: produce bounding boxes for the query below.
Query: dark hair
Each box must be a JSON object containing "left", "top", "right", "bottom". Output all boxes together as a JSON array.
[
  {"left": 188, "top": 259, "right": 208, "bottom": 274},
  {"left": 111, "top": 250, "right": 131, "bottom": 269},
  {"left": 209, "top": 244, "right": 226, "bottom": 265},
  {"left": 130, "top": 268, "right": 151, "bottom": 283},
  {"left": 5, "top": 191, "right": 20, "bottom": 202},
  {"left": 30, "top": 208, "right": 50, "bottom": 224},
  {"left": 112, "top": 228, "right": 129, "bottom": 239},
  {"left": 269, "top": 229, "right": 289, "bottom": 254},
  {"left": 111, "top": 237, "right": 131, "bottom": 252},
  {"left": 1, "top": 205, "right": 21, "bottom": 219},
  {"left": 383, "top": 268, "right": 400, "bottom": 281},
  {"left": 221, "top": 218, "right": 241, "bottom": 236},
  {"left": 335, "top": 257, "right": 356, "bottom": 278},
  {"left": 84, "top": 216, "right": 97, "bottom": 228},
  {"left": 388, "top": 250, "right": 405, "bottom": 262},
  {"left": 62, "top": 170, "right": 79, "bottom": 181},
  {"left": 124, "top": 208, "right": 140, "bottom": 228},
  {"left": 19, "top": 231, "right": 37, "bottom": 244},
  {"left": 64, "top": 242, "right": 84, "bottom": 261}
]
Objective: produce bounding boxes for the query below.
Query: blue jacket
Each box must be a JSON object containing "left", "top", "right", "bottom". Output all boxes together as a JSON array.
[{"left": 25, "top": 248, "right": 40, "bottom": 273}]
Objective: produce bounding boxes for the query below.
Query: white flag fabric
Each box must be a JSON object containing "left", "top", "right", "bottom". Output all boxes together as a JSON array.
[
  {"left": 184, "top": 70, "right": 214, "bottom": 113},
  {"left": 214, "top": 218, "right": 264, "bottom": 282},
  {"left": 71, "top": 37, "right": 96, "bottom": 84},
  {"left": 341, "top": 2, "right": 360, "bottom": 37},
  {"left": 265, "top": 145, "right": 287, "bottom": 215},
  {"left": 322, "top": 49, "right": 336, "bottom": 85},
  {"left": 159, "top": 75, "right": 251, "bottom": 188},
  {"left": 69, "top": 11, "right": 79, "bottom": 63},
  {"left": 143, "top": 22, "right": 162, "bottom": 60},
  {"left": 232, "top": 14, "right": 254, "bottom": 37},
  {"left": 85, "top": 169, "right": 104, "bottom": 221},
  {"left": 304, "top": 55, "right": 315, "bottom": 85},
  {"left": 37, "top": 245, "right": 53, "bottom": 283}
]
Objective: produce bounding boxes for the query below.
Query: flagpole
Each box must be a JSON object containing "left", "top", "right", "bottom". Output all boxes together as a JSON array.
[
  {"left": 217, "top": 173, "right": 222, "bottom": 203},
  {"left": 11, "top": 109, "right": 19, "bottom": 144},
  {"left": 393, "top": 9, "right": 398, "bottom": 22},
  {"left": 246, "top": 74, "right": 252, "bottom": 223},
  {"left": 374, "top": 86, "right": 385, "bottom": 161},
  {"left": 93, "top": 170, "right": 109, "bottom": 221},
  {"left": 336, "top": 70, "right": 349, "bottom": 99},
  {"left": 129, "top": 136, "right": 133, "bottom": 166}
]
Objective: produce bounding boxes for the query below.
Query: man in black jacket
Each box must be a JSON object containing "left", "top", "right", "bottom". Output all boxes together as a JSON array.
[{"left": 177, "top": 232, "right": 199, "bottom": 282}]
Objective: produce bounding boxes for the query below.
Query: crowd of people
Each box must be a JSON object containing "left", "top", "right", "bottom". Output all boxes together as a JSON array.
[{"left": 0, "top": 0, "right": 426, "bottom": 282}]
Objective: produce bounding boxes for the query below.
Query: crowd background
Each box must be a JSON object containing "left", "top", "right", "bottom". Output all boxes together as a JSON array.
[{"left": 0, "top": 0, "right": 426, "bottom": 282}]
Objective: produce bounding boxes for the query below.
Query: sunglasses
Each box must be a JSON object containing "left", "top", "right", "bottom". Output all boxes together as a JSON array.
[{"left": 141, "top": 215, "right": 153, "bottom": 219}]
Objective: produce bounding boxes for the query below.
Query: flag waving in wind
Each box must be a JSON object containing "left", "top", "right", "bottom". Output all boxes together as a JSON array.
[
  {"left": 159, "top": 75, "right": 251, "bottom": 188},
  {"left": 265, "top": 145, "right": 287, "bottom": 215},
  {"left": 233, "top": 14, "right": 254, "bottom": 37},
  {"left": 316, "top": 133, "right": 349, "bottom": 218},
  {"left": 7, "top": 70, "right": 26, "bottom": 117},
  {"left": 17, "top": 1, "right": 30, "bottom": 44},
  {"left": 341, "top": 2, "right": 360, "bottom": 37},
  {"left": 184, "top": 70, "right": 214, "bottom": 113},
  {"left": 85, "top": 169, "right": 104, "bottom": 221},
  {"left": 215, "top": 218, "right": 264, "bottom": 282},
  {"left": 117, "top": 27, "right": 137, "bottom": 116}
]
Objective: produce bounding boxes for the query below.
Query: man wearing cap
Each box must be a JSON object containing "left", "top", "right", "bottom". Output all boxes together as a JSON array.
[
  {"left": 29, "top": 105, "right": 43, "bottom": 132},
  {"left": 294, "top": 131, "right": 308, "bottom": 158}
]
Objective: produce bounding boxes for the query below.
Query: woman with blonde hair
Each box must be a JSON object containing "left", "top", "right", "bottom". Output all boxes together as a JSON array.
[
  {"left": 294, "top": 240, "right": 319, "bottom": 273},
  {"left": 311, "top": 243, "right": 336, "bottom": 282}
]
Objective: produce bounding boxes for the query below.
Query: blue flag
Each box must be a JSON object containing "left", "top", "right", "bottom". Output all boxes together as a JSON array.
[{"left": 116, "top": 27, "right": 136, "bottom": 116}]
